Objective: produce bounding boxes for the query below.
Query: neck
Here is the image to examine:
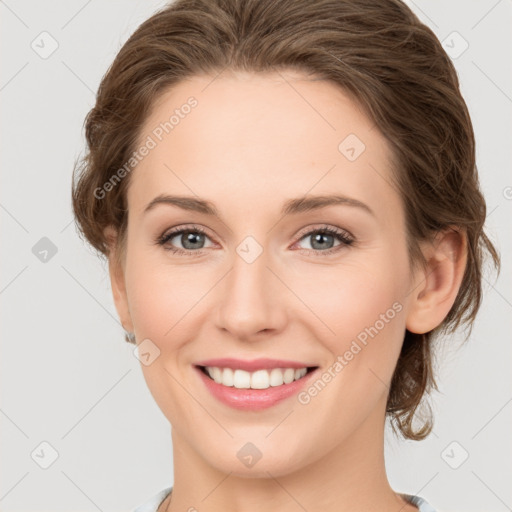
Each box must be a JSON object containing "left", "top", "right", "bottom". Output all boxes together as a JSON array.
[{"left": 162, "top": 399, "right": 418, "bottom": 512}]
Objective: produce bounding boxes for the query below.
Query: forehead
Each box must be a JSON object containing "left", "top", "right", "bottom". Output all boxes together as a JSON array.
[{"left": 128, "top": 71, "right": 400, "bottom": 222}]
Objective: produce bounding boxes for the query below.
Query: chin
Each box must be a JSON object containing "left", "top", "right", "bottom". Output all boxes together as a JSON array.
[{"left": 202, "top": 442, "right": 307, "bottom": 479}]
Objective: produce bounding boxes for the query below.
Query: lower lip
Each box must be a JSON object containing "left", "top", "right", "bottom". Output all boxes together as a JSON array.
[{"left": 194, "top": 366, "right": 317, "bottom": 410}]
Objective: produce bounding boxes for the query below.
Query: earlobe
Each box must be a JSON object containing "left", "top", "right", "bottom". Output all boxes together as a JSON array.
[
  {"left": 103, "top": 225, "right": 133, "bottom": 333},
  {"left": 405, "top": 227, "right": 467, "bottom": 334}
]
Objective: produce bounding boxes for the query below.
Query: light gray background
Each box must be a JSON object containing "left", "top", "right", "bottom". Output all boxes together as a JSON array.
[{"left": 1, "top": 1, "right": 511, "bottom": 511}]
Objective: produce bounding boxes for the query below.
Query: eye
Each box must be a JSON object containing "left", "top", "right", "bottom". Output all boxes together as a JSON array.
[
  {"left": 155, "top": 224, "right": 355, "bottom": 257},
  {"left": 293, "top": 226, "right": 354, "bottom": 256},
  {"left": 155, "top": 225, "right": 215, "bottom": 255}
]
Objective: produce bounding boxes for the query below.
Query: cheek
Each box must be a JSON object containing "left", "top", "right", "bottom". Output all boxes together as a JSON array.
[
  {"left": 296, "top": 251, "right": 409, "bottom": 388},
  {"left": 303, "top": 261, "right": 406, "bottom": 339},
  {"left": 123, "top": 252, "right": 204, "bottom": 417},
  {"left": 292, "top": 264, "right": 408, "bottom": 436},
  {"left": 123, "top": 247, "right": 212, "bottom": 345}
]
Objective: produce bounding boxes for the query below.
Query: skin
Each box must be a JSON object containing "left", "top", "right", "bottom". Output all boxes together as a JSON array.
[{"left": 104, "top": 70, "right": 467, "bottom": 512}]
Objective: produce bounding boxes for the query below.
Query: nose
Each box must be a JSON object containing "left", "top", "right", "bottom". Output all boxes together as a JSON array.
[{"left": 215, "top": 246, "right": 287, "bottom": 341}]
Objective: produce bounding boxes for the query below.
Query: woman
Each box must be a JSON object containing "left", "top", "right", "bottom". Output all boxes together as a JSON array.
[{"left": 71, "top": 0, "right": 500, "bottom": 511}]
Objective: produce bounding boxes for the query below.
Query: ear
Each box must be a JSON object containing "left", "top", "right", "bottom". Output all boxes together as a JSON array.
[
  {"left": 103, "top": 225, "right": 133, "bottom": 333},
  {"left": 406, "top": 226, "right": 468, "bottom": 334}
]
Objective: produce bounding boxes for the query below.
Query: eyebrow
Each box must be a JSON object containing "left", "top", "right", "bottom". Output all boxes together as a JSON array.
[{"left": 143, "top": 193, "right": 375, "bottom": 218}]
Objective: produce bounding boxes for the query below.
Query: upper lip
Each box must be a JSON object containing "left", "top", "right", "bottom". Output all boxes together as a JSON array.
[{"left": 195, "top": 358, "right": 318, "bottom": 372}]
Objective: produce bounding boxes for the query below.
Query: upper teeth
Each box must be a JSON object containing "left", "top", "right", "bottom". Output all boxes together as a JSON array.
[{"left": 205, "top": 366, "right": 308, "bottom": 389}]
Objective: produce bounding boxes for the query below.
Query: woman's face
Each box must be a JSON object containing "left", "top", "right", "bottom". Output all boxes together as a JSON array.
[{"left": 113, "top": 70, "right": 422, "bottom": 476}]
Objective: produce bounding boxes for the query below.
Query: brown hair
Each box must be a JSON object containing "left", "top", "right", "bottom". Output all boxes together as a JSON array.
[{"left": 71, "top": 0, "right": 500, "bottom": 440}]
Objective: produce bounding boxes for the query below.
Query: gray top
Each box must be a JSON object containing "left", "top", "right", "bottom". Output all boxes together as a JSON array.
[{"left": 132, "top": 487, "right": 438, "bottom": 512}]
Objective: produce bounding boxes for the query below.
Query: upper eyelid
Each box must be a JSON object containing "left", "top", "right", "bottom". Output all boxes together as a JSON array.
[
  {"left": 294, "top": 224, "right": 353, "bottom": 240},
  {"left": 162, "top": 225, "right": 214, "bottom": 244}
]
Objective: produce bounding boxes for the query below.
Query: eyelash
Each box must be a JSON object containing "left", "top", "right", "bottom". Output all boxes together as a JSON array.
[{"left": 154, "top": 224, "right": 355, "bottom": 257}]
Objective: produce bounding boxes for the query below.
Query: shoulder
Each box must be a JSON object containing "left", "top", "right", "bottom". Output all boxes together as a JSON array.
[
  {"left": 131, "top": 487, "right": 173, "bottom": 512},
  {"left": 400, "top": 493, "right": 439, "bottom": 512}
]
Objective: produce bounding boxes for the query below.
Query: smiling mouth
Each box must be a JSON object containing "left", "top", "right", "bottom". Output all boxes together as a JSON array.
[{"left": 196, "top": 365, "right": 318, "bottom": 390}]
